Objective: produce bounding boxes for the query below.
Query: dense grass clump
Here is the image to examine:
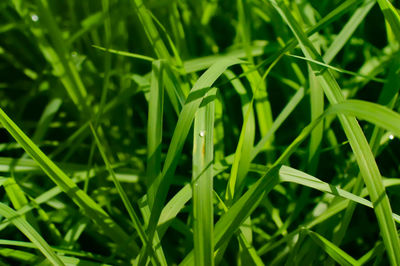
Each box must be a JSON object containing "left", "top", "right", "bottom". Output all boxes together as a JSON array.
[{"left": 0, "top": 0, "right": 400, "bottom": 265}]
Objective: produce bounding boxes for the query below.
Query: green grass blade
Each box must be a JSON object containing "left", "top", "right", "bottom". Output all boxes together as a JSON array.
[
  {"left": 323, "top": 0, "right": 375, "bottom": 63},
  {"left": 225, "top": 97, "right": 255, "bottom": 202},
  {"left": 332, "top": 55, "right": 400, "bottom": 250},
  {"left": 327, "top": 99, "right": 400, "bottom": 136},
  {"left": 376, "top": 0, "right": 400, "bottom": 44},
  {"left": 92, "top": 45, "right": 155, "bottom": 62},
  {"left": 142, "top": 58, "right": 242, "bottom": 263},
  {"left": 157, "top": 184, "right": 192, "bottom": 237},
  {"left": 3, "top": 177, "right": 40, "bottom": 233},
  {"left": 307, "top": 230, "right": 359, "bottom": 266},
  {"left": 286, "top": 54, "right": 386, "bottom": 83},
  {"left": 31, "top": 98, "right": 62, "bottom": 143},
  {"left": 279, "top": 165, "right": 400, "bottom": 222},
  {"left": 147, "top": 60, "right": 165, "bottom": 208},
  {"left": 192, "top": 87, "right": 216, "bottom": 266},
  {"left": 131, "top": 0, "right": 171, "bottom": 60}
]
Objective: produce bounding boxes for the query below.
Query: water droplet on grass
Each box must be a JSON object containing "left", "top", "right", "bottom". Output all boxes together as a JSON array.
[
  {"left": 389, "top": 134, "right": 394, "bottom": 140},
  {"left": 31, "top": 14, "right": 39, "bottom": 22},
  {"left": 199, "top": 131, "right": 205, "bottom": 137}
]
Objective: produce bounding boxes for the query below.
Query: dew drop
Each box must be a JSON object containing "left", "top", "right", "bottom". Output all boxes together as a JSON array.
[
  {"left": 31, "top": 14, "right": 39, "bottom": 22},
  {"left": 199, "top": 130, "right": 206, "bottom": 137},
  {"left": 389, "top": 134, "right": 394, "bottom": 140}
]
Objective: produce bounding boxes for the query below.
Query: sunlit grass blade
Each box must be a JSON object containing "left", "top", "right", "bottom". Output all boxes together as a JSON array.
[
  {"left": 332, "top": 55, "right": 400, "bottom": 250},
  {"left": 327, "top": 100, "right": 400, "bottom": 136},
  {"left": 376, "top": 0, "right": 400, "bottom": 44},
  {"left": 157, "top": 184, "right": 192, "bottom": 237},
  {"left": 131, "top": 0, "right": 171, "bottom": 60},
  {"left": 92, "top": 45, "right": 155, "bottom": 62},
  {"left": 286, "top": 54, "right": 386, "bottom": 83},
  {"left": 192, "top": 87, "right": 216, "bottom": 266},
  {"left": 225, "top": 86, "right": 255, "bottom": 202},
  {"left": 306, "top": 229, "right": 358, "bottom": 266},
  {"left": 3, "top": 177, "right": 40, "bottom": 232},
  {"left": 31, "top": 98, "right": 62, "bottom": 143},
  {"left": 180, "top": 164, "right": 281, "bottom": 265},
  {"left": 323, "top": 0, "right": 375, "bottom": 63}
]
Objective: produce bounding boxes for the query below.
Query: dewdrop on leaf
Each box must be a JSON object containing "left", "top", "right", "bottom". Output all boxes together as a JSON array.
[
  {"left": 199, "top": 130, "right": 206, "bottom": 137},
  {"left": 389, "top": 134, "right": 394, "bottom": 140},
  {"left": 31, "top": 14, "right": 39, "bottom": 22}
]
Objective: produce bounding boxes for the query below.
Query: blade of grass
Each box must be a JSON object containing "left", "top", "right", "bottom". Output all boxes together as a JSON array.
[
  {"left": 327, "top": 100, "right": 400, "bottom": 136},
  {"left": 4, "top": 177, "right": 40, "bottom": 232},
  {"left": 227, "top": 0, "right": 366, "bottom": 87},
  {"left": 192, "top": 87, "right": 216, "bottom": 266},
  {"left": 286, "top": 54, "right": 386, "bottom": 83},
  {"left": 146, "top": 60, "right": 165, "bottom": 208},
  {"left": 376, "top": 0, "right": 400, "bottom": 44},
  {"left": 307, "top": 229, "right": 359, "bottom": 266},
  {"left": 92, "top": 45, "right": 155, "bottom": 62},
  {"left": 323, "top": 0, "right": 375, "bottom": 63},
  {"left": 225, "top": 86, "right": 255, "bottom": 203}
]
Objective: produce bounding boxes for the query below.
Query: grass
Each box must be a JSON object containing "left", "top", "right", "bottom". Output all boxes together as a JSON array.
[{"left": 0, "top": 0, "right": 400, "bottom": 265}]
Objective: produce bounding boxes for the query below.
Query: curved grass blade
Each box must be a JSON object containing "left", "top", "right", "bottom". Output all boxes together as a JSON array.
[
  {"left": 331, "top": 56, "right": 400, "bottom": 251},
  {"left": 306, "top": 230, "right": 359, "bottom": 266},
  {"left": 327, "top": 100, "right": 400, "bottom": 136}
]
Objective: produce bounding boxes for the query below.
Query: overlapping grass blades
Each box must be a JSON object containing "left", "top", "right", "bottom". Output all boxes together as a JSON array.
[
  {"left": 272, "top": 1, "right": 400, "bottom": 263},
  {"left": 141, "top": 58, "right": 242, "bottom": 263},
  {"left": 0, "top": 202, "right": 64, "bottom": 265},
  {"left": 0, "top": 107, "right": 139, "bottom": 257}
]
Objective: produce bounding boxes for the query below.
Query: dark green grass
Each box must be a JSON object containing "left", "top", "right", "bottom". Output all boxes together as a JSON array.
[{"left": 0, "top": 0, "right": 400, "bottom": 265}]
